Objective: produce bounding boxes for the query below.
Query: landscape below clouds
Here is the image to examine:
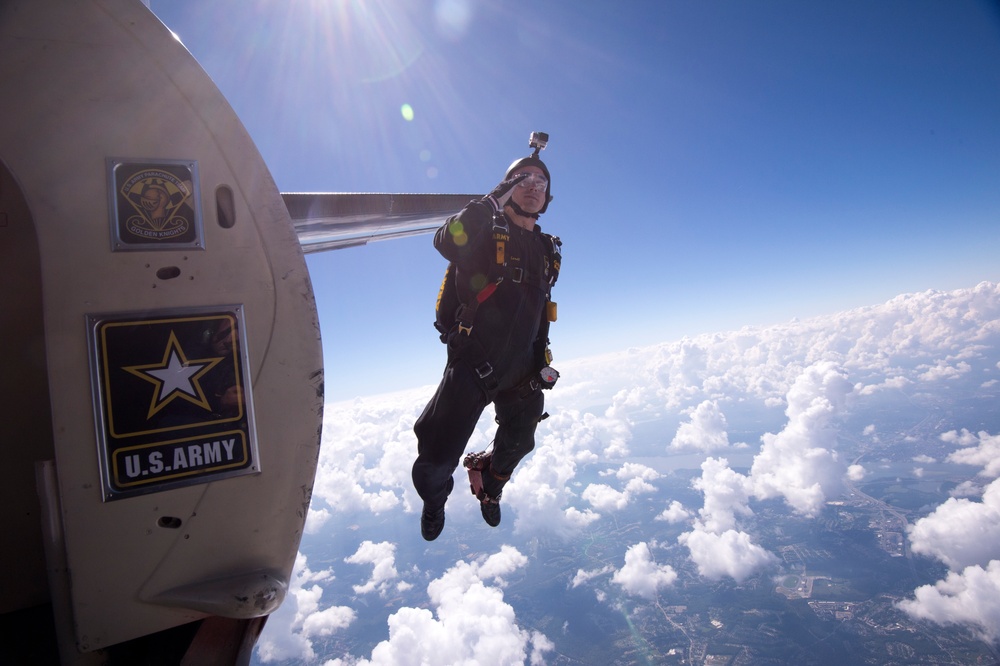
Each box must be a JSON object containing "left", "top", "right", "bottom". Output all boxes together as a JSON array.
[{"left": 256, "top": 282, "right": 1000, "bottom": 665}]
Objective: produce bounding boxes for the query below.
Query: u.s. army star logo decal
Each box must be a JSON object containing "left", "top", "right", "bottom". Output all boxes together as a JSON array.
[{"left": 123, "top": 331, "right": 223, "bottom": 418}]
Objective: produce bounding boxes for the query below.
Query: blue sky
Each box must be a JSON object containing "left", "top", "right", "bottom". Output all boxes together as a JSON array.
[{"left": 151, "top": 0, "right": 1000, "bottom": 400}]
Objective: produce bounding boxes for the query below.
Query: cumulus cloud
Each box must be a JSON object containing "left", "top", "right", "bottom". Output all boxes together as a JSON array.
[
  {"left": 847, "top": 464, "right": 866, "bottom": 481},
  {"left": 942, "top": 428, "right": 981, "bottom": 447},
  {"left": 951, "top": 480, "right": 984, "bottom": 498},
  {"left": 582, "top": 483, "right": 629, "bottom": 511},
  {"left": 670, "top": 399, "right": 737, "bottom": 451},
  {"left": 257, "top": 554, "right": 354, "bottom": 663},
  {"left": 342, "top": 546, "right": 551, "bottom": 666},
  {"left": 679, "top": 528, "right": 778, "bottom": 582},
  {"left": 529, "top": 631, "right": 555, "bottom": 666},
  {"left": 302, "top": 605, "right": 357, "bottom": 641},
  {"left": 344, "top": 541, "right": 400, "bottom": 596},
  {"left": 505, "top": 407, "right": 634, "bottom": 537},
  {"left": 897, "top": 560, "right": 1000, "bottom": 642},
  {"left": 305, "top": 506, "right": 332, "bottom": 534},
  {"left": 693, "top": 457, "right": 754, "bottom": 534},
  {"left": 907, "top": 478, "right": 1000, "bottom": 570},
  {"left": 675, "top": 362, "right": 859, "bottom": 581},
  {"left": 900, "top": 437, "right": 1000, "bottom": 640},
  {"left": 918, "top": 360, "right": 971, "bottom": 382},
  {"left": 583, "top": 462, "right": 660, "bottom": 511},
  {"left": 570, "top": 565, "right": 616, "bottom": 588},
  {"left": 750, "top": 361, "right": 852, "bottom": 517},
  {"left": 312, "top": 390, "right": 433, "bottom": 516},
  {"left": 656, "top": 500, "right": 693, "bottom": 524},
  {"left": 610, "top": 461, "right": 662, "bottom": 483},
  {"left": 944, "top": 430, "right": 1000, "bottom": 478},
  {"left": 679, "top": 457, "right": 777, "bottom": 583},
  {"left": 611, "top": 542, "right": 677, "bottom": 599}
]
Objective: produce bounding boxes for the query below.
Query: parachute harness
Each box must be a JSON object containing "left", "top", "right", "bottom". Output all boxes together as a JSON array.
[{"left": 463, "top": 449, "right": 506, "bottom": 505}]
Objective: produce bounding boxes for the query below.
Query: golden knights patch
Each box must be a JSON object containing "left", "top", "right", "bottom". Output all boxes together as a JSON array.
[{"left": 108, "top": 158, "right": 204, "bottom": 251}]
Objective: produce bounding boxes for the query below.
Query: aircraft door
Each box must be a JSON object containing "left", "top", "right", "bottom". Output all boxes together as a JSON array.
[
  {"left": 0, "top": 159, "right": 54, "bottom": 617},
  {"left": 0, "top": 0, "right": 325, "bottom": 658}
]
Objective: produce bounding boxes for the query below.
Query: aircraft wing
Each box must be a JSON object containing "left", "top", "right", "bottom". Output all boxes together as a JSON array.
[{"left": 284, "top": 192, "right": 477, "bottom": 253}]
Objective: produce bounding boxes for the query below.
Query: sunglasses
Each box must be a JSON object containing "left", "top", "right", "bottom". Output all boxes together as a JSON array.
[{"left": 515, "top": 173, "right": 548, "bottom": 190}]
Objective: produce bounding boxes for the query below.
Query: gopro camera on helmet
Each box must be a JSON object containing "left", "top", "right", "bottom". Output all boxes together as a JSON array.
[
  {"left": 529, "top": 131, "right": 548, "bottom": 157},
  {"left": 503, "top": 131, "right": 552, "bottom": 215}
]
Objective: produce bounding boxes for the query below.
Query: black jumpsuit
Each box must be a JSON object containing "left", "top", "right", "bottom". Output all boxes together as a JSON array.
[{"left": 412, "top": 199, "right": 557, "bottom": 510}]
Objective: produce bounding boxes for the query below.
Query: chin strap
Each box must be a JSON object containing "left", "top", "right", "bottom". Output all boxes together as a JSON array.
[{"left": 506, "top": 200, "right": 540, "bottom": 220}]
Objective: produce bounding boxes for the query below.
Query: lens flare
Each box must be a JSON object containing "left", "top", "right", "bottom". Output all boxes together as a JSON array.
[{"left": 448, "top": 220, "right": 467, "bottom": 246}]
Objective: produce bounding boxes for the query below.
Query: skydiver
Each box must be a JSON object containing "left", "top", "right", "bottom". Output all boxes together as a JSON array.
[{"left": 412, "top": 134, "right": 562, "bottom": 541}]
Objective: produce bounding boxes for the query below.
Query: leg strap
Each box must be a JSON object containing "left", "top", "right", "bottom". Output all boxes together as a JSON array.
[{"left": 463, "top": 450, "right": 501, "bottom": 504}]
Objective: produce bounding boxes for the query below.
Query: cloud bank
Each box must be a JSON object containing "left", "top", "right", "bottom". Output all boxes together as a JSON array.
[
  {"left": 258, "top": 282, "right": 1000, "bottom": 659},
  {"left": 898, "top": 428, "right": 1000, "bottom": 640},
  {"left": 335, "top": 547, "right": 551, "bottom": 666},
  {"left": 256, "top": 554, "right": 355, "bottom": 663}
]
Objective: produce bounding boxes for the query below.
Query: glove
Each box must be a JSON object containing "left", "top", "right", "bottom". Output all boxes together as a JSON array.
[{"left": 482, "top": 173, "right": 528, "bottom": 214}]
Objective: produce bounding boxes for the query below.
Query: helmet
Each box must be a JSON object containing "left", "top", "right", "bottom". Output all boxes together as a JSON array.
[{"left": 505, "top": 156, "right": 551, "bottom": 215}]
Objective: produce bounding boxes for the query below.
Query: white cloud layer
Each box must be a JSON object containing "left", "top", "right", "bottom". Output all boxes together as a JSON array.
[
  {"left": 336, "top": 546, "right": 551, "bottom": 666},
  {"left": 311, "top": 283, "right": 1000, "bottom": 530},
  {"left": 257, "top": 554, "right": 355, "bottom": 663},
  {"left": 270, "top": 282, "right": 1000, "bottom": 659},
  {"left": 675, "top": 361, "right": 854, "bottom": 581},
  {"left": 898, "top": 416, "right": 1000, "bottom": 638}
]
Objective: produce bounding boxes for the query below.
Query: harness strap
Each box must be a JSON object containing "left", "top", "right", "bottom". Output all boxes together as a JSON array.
[
  {"left": 448, "top": 215, "right": 559, "bottom": 397},
  {"left": 516, "top": 375, "right": 542, "bottom": 399},
  {"left": 463, "top": 450, "right": 501, "bottom": 504},
  {"left": 455, "top": 279, "right": 501, "bottom": 336},
  {"left": 455, "top": 235, "right": 553, "bottom": 336}
]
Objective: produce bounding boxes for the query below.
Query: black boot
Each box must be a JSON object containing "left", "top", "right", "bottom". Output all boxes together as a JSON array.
[
  {"left": 480, "top": 466, "right": 506, "bottom": 527},
  {"left": 480, "top": 497, "right": 501, "bottom": 527},
  {"left": 421, "top": 504, "right": 446, "bottom": 541}
]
